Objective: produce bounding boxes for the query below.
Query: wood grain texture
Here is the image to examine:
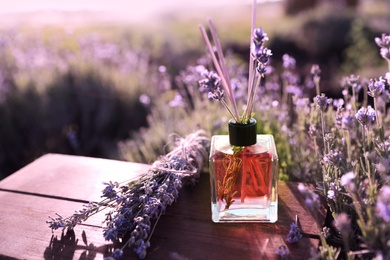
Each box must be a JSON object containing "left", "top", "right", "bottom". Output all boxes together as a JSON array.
[
  {"left": 0, "top": 153, "right": 151, "bottom": 202},
  {"left": 0, "top": 154, "right": 326, "bottom": 260}
]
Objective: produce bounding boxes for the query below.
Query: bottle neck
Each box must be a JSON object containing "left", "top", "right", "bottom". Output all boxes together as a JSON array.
[{"left": 228, "top": 118, "right": 257, "bottom": 146}]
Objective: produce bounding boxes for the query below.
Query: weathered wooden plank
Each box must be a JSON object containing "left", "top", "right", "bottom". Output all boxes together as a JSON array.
[
  {"left": 145, "top": 172, "right": 323, "bottom": 260},
  {"left": 0, "top": 191, "right": 112, "bottom": 259},
  {"left": 0, "top": 178, "right": 322, "bottom": 260},
  {"left": 0, "top": 153, "right": 151, "bottom": 202}
]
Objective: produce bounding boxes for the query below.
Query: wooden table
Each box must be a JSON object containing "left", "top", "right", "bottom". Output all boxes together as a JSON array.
[{"left": 0, "top": 153, "right": 326, "bottom": 259}]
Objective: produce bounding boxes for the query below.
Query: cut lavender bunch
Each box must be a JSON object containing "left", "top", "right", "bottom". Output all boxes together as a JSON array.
[{"left": 47, "top": 130, "right": 209, "bottom": 259}]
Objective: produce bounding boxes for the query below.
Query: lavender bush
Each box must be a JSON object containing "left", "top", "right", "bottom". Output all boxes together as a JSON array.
[{"left": 0, "top": 30, "right": 161, "bottom": 178}]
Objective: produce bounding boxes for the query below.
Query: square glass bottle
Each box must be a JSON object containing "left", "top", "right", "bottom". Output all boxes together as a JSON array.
[{"left": 209, "top": 118, "right": 278, "bottom": 223}]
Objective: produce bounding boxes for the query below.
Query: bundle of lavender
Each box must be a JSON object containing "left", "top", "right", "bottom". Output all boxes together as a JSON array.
[{"left": 47, "top": 130, "right": 209, "bottom": 259}]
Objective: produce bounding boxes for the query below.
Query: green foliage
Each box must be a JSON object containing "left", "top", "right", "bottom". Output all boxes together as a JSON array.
[
  {"left": 342, "top": 18, "right": 383, "bottom": 77},
  {"left": 0, "top": 65, "right": 149, "bottom": 178}
]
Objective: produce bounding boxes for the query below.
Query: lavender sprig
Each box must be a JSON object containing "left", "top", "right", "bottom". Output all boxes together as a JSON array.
[
  {"left": 198, "top": 0, "right": 271, "bottom": 124},
  {"left": 47, "top": 130, "right": 209, "bottom": 259},
  {"left": 286, "top": 216, "right": 302, "bottom": 243}
]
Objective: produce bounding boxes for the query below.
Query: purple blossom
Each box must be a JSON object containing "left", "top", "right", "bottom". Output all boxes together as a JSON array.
[
  {"left": 253, "top": 27, "right": 268, "bottom": 44},
  {"left": 385, "top": 72, "right": 390, "bottom": 85},
  {"left": 375, "top": 34, "right": 390, "bottom": 60},
  {"left": 198, "top": 69, "right": 225, "bottom": 101},
  {"left": 282, "top": 54, "right": 296, "bottom": 70},
  {"left": 315, "top": 93, "right": 331, "bottom": 111},
  {"left": 333, "top": 98, "right": 344, "bottom": 108},
  {"left": 333, "top": 212, "right": 351, "bottom": 235},
  {"left": 286, "top": 223, "right": 302, "bottom": 243},
  {"left": 169, "top": 93, "right": 186, "bottom": 107},
  {"left": 368, "top": 77, "right": 386, "bottom": 98},
  {"left": 335, "top": 106, "right": 344, "bottom": 128},
  {"left": 102, "top": 181, "right": 119, "bottom": 199},
  {"left": 252, "top": 47, "right": 272, "bottom": 64},
  {"left": 310, "top": 64, "right": 321, "bottom": 77},
  {"left": 380, "top": 48, "right": 390, "bottom": 60},
  {"left": 199, "top": 69, "right": 221, "bottom": 91},
  {"left": 327, "top": 182, "right": 339, "bottom": 200},
  {"left": 286, "top": 85, "right": 303, "bottom": 97},
  {"left": 376, "top": 185, "right": 390, "bottom": 222},
  {"left": 298, "top": 183, "right": 321, "bottom": 211},
  {"left": 323, "top": 150, "right": 343, "bottom": 166},
  {"left": 342, "top": 114, "right": 354, "bottom": 130},
  {"left": 250, "top": 28, "right": 272, "bottom": 77},
  {"left": 251, "top": 46, "right": 272, "bottom": 76},
  {"left": 293, "top": 97, "right": 309, "bottom": 107},
  {"left": 344, "top": 74, "right": 361, "bottom": 91},
  {"left": 139, "top": 94, "right": 151, "bottom": 106},
  {"left": 276, "top": 244, "right": 289, "bottom": 258},
  {"left": 208, "top": 88, "right": 225, "bottom": 101},
  {"left": 111, "top": 248, "right": 124, "bottom": 259},
  {"left": 340, "top": 172, "right": 356, "bottom": 191},
  {"left": 327, "top": 189, "right": 336, "bottom": 200},
  {"left": 355, "top": 106, "right": 376, "bottom": 126},
  {"left": 375, "top": 158, "right": 390, "bottom": 175},
  {"left": 375, "top": 34, "right": 390, "bottom": 48},
  {"left": 308, "top": 124, "right": 318, "bottom": 138},
  {"left": 104, "top": 228, "right": 118, "bottom": 241}
]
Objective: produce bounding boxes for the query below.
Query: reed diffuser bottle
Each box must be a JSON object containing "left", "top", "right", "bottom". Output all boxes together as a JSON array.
[
  {"left": 198, "top": 0, "right": 278, "bottom": 223},
  {"left": 209, "top": 119, "right": 278, "bottom": 222}
]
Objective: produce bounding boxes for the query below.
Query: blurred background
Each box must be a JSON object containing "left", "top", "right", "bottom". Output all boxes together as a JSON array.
[{"left": 0, "top": 0, "right": 389, "bottom": 180}]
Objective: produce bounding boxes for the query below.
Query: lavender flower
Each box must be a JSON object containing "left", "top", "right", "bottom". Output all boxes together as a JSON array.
[
  {"left": 381, "top": 46, "right": 390, "bottom": 60},
  {"left": 340, "top": 171, "right": 356, "bottom": 191},
  {"left": 327, "top": 189, "right": 336, "bottom": 200},
  {"left": 282, "top": 54, "right": 296, "bottom": 70},
  {"left": 333, "top": 212, "right": 351, "bottom": 235},
  {"left": 323, "top": 150, "right": 343, "bottom": 166},
  {"left": 199, "top": 69, "right": 221, "bottom": 90},
  {"left": 375, "top": 34, "right": 390, "bottom": 48},
  {"left": 344, "top": 74, "right": 361, "bottom": 91},
  {"left": 102, "top": 181, "right": 119, "bottom": 199},
  {"left": 355, "top": 106, "right": 376, "bottom": 126},
  {"left": 367, "top": 77, "right": 386, "bottom": 98},
  {"left": 276, "top": 244, "right": 290, "bottom": 258},
  {"left": 253, "top": 27, "right": 268, "bottom": 44},
  {"left": 327, "top": 182, "right": 340, "bottom": 200},
  {"left": 139, "top": 94, "right": 151, "bottom": 106},
  {"left": 376, "top": 185, "right": 390, "bottom": 222},
  {"left": 310, "top": 64, "right": 321, "bottom": 77},
  {"left": 316, "top": 93, "right": 331, "bottom": 112},
  {"left": 341, "top": 114, "right": 354, "bottom": 131},
  {"left": 375, "top": 34, "right": 390, "bottom": 60},
  {"left": 298, "top": 183, "right": 321, "bottom": 212},
  {"left": 111, "top": 249, "right": 124, "bottom": 259},
  {"left": 251, "top": 46, "right": 272, "bottom": 76},
  {"left": 199, "top": 69, "right": 225, "bottom": 102},
  {"left": 375, "top": 157, "right": 390, "bottom": 175},
  {"left": 286, "top": 85, "right": 303, "bottom": 96},
  {"left": 286, "top": 222, "right": 302, "bottom": 243},
  {"left": 169, "top": 93, "right": 186, "bottom": 107},
  {"left": 385, "top": 72, "right": 390, "bottom": 85}
]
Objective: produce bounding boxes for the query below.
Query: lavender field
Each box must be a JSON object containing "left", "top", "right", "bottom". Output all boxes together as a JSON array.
[{"left": 1, "top": 1, "right": 390, "bottom": 258}]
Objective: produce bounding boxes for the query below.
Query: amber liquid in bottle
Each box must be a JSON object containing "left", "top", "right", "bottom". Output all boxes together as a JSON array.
[
  {"left": 213, "top": 146, "right": 272, "bottom": 209},
  {"left": 210, "top": 135, "right": 278, "bottom": 223}
]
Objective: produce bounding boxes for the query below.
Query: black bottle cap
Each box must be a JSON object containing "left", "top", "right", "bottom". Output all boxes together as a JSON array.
[{"left": 228, "top": 118, "right": 257, "bottom": 146}]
